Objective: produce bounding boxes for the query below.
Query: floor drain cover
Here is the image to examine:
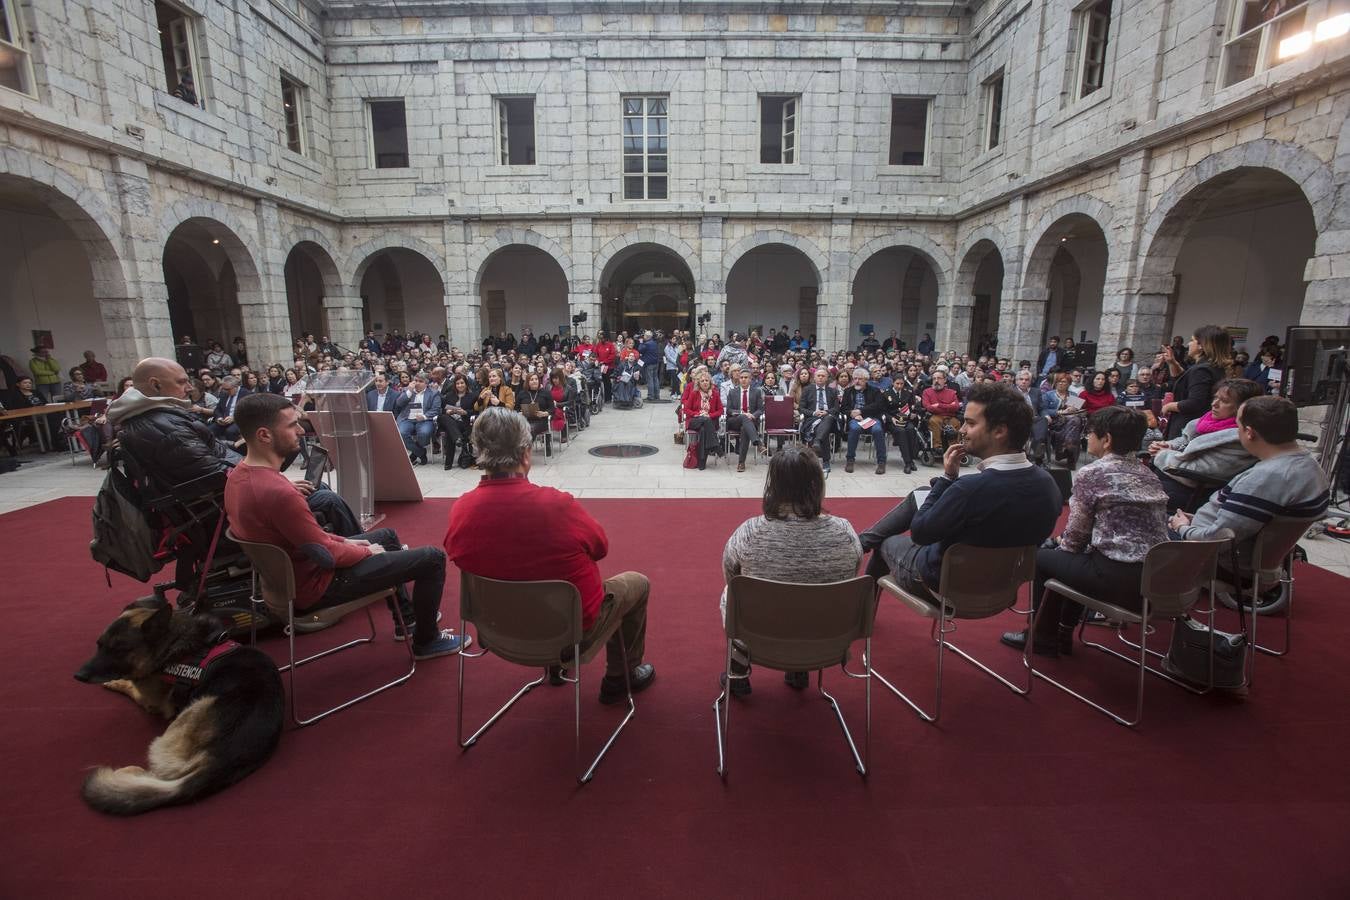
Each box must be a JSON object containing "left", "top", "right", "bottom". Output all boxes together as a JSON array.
[{"left": 589, "top": 443, "right": 660, "bottom": 459}]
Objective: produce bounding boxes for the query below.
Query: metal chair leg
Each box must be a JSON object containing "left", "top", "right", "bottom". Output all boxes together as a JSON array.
[
  {"left": 1028, "top": 594, "right": 1150, "bottom": 727},
  {"left": 714, "top": 638, "right": 734, "bottom": 777},
  {"left": 578, "top": 632, "right": 636, "bottom": 784},
  {"left": 823, "top": 638, "right": 871, "bottom": 778},
  {"left": 1253, "top": 558, "right": 1294, "bottom": 657},
  {"left": 288, "top": 596, "right": 416, "bottom": 727},
  {"left": 871, "top": 609, "right": 947, "bottom": 723}
]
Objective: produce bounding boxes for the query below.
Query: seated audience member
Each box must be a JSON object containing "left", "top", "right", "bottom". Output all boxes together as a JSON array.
[
  {"left": 444, "top": 408, "right": 655, "bottom": 703},
  {"left": 799, "top": 368, "right": 840, "bottom": 473},
  {"left": 366, "top": 372, "right": 408, "bottom": 414},
  {"left": 840, "top": 367, "right": 888, "bottom": 475},
  {"left": 1169, "top": 396, "right": 1330, "bottom": 572},
  {"left": 1148, "top": 378, "right": 1262, "bottom": 510},
  {"left": 1078, "top": 371, "right": 1116, "bottom": 414},
  {"left": 226, "top": 393, "right": 465, "bottom": 659},
  {"left": 474, "top": 367, "right": 515, "bottom": 413},
  {"left": 860, "top": 382, "right": 1061, "bottom": 599},
  {"left": 210, "top": 376, "right": 243, "bottom": 440},
  {"left": 720, "top": 446, "right": 862, "bottom": 695},
  {"left": 1042, "top": 372, "right": 1086, "bottom": 466},
  {"left": 1001, "top": 407, "right": 1168, "bottom": 657},
  {"left": 880, "top": 379, "right": 921, "bottom": 474},
  {"left": 547, "top": 366, "right": 574, "bottom": 441},
  {"left": 514, "top": 370, "right": 555, "bottom": 442},
  {"left": 108, "top": 358, "right": 359, "bottom": 536},
  {"left": 9, "top": 375, "right": 57, "bottom": 450},
  {"left": 725, "top": 368, "right": 764, "bottom": 472},
  {"left": 63, "top": 366, "right": 98, "bottom": 402},
  {"left": 397, "top": 373, "right": 440, "bottom": 466},
  {"left": 921, "top": 370, "right": 962, "bottom": 453},
  {"left": 439, "top": 373, "right": 476, "bottom": 470},
  {"left": 682, "top": 370, "right": 724, "bottom": 470}
]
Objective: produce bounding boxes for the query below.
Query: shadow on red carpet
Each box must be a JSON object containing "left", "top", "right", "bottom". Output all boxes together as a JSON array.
[{"left": 2, "top": 496, "right": 1348, "bottom": 898}]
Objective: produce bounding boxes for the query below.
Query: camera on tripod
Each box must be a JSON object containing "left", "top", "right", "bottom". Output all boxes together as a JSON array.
[
  {"left": 571, "top": 311, "right": 588, "bottom": 326},
  {"left": 697, "top": 311, "right": 712, "bottom": 326}
]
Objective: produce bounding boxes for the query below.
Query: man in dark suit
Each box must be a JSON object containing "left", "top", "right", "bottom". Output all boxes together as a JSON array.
[
  {"left": 725, "top": 369, "right": 765, "bottom": 472},
  {"left": 798, "top": 367, "right": 840, "bottom": 473},
  {"left": 365, "top": 373, "right": 408, "bottom": 416},
  {"left": 1014, "top": 369, "right": 1050, "bottom": 462},
  {"left": 210, "top": 376, "right": 243, "bottom": 440},
  {"left": 1036, "top": 336, "right": 1061, "bottom": 379},
  {"left": 839, "top": 367, "right": 889, "bottom": 474}
]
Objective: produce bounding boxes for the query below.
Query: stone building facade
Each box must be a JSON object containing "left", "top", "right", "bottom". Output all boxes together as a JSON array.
[{"left": 1, "top": 0, "right": 1349, "bottom": 381}]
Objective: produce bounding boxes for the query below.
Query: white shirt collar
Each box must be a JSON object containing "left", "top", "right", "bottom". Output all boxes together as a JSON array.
[{"left": 978, "top": 451, "right": 1033, "bottom": 472}]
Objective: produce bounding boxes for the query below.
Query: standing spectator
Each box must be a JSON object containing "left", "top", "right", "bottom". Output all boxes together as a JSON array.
[
  {"left": 1161, "top": 325, "right": 1232, "bottom": 439},
  {"left": 917, "top": 333, "right": 935, "bottom": 355},
  {"left": 29, "top": 346, "right": 61, "bottom": 396},
  {"left": 205, "top": 341, "right": 233, "bottom": 374},
  {"left": 664, "top": 333, "right": 682, "bottom": 398},
  {"left": 1113, "top": 347, "right": 1137, "bottom": 382},
  {"left": 444, "top": 407, "right": 655, "bottom": 703},
  {"left": 1036, "top": 336, "right": 1061, "bottom": 378},
  {"left": 638, "top": 330, "right": 662, "bottom": 401},
  {"left": 232, "top": 337, "right": 249, "bottom": 367},
  {"left": 594, "top": 331, "right": 618, "bottom": 402},
  {"left": 79, "top": 350, "right": 108, "bottom": 383},
  {"left": 719, "top": 446, "right": 862, "bottom": 695}
]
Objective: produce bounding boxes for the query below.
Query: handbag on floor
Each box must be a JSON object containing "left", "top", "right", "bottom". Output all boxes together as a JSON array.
[
  {"left": 683, "top": 442, "right": 699, "bottom": 469},
  {"left": 674, "top": 429, "right": 684, "bottom": 445},
  {"left": 1165, "top": 617, "right": 1246, "bottom": 689}
]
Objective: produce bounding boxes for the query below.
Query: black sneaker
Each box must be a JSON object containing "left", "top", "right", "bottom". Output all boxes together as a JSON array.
[
  {"left": 599, "top": 663, "right": 655, "bottom": 704},
  {"left": 783, "top": 671, "right": 809, "bottom": 690}
]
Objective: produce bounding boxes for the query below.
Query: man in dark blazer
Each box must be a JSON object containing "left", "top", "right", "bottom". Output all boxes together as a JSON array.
[
  {"left": 365, "top": 373, "right": 408, "bottom": 416},
  {"left": 725, "top": 369, "right": 765, "bottom": 472},
  {"left": 839, "top": 367, "right": 889, "bottom": 474},
  {"left": 798, "top": 367, "right": 840, "bottom": 473},
  {"left": 210, "top": 376, "right": 243, "bottom": 440}
]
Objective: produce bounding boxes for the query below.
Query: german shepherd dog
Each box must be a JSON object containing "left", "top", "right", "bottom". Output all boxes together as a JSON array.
[{"left": 74, "top": 597, "right": 284, "bottom": 815}]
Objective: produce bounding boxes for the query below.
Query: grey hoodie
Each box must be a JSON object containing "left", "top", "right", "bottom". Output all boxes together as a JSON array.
[{"left": 106, "top": 387, "right": 193, "bottom": 427}]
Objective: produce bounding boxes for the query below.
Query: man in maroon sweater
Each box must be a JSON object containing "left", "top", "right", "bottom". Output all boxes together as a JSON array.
[
  {"left": 444, "top": 407, "right": 654, "bottom": 704},
  {"left": 922, "top": 370, "right": 962, "bottom": 452},
  {"left": 225, "top": 393, "right": 467, "bottom": 660}
]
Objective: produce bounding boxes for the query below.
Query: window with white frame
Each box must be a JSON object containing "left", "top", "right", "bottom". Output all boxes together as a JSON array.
[
  {"left": 495, "top": 97, "right": 536, "bottom": 165},
  {"left": 759, "top": 95, "right": 799, "bottom": 164},
  {"left": 1074, "top": 0, "right": 1113, "bottom": 98},
  {"left": 0, "top": 0, "right": 34, "bottom": 95},
  {"left": 983, "top": 71, "right": 1005, "bottom": 151},
  {"left": 155, "top": 1, "right": 205, "bottom": 108},
  {"left": 280, "top": 74, "right": 307, "bottom": 156},
  {"left": 889, "top": 97, "right": 931, "bottom": 166},
  {"left": 622, "top": 95, "right": 668, "bottom": 200},
  {"left": 1221, "top": 1, "right": 1310, "bottom": 87},
  {"left": 367, "top": 99, "right": 409, "bottom": 168}
]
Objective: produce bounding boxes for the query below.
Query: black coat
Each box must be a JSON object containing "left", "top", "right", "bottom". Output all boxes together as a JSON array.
[
  {"left": 117, "top": 406, "right": 240, "bottom": 488},
  {"left": 1166, "top": 361, "right": 1221, "bottom": 439}
]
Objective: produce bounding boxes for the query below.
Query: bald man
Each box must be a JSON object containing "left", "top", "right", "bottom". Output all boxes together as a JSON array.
[{"left": 107, "top": 357, "right": 359, "bottom": 535}]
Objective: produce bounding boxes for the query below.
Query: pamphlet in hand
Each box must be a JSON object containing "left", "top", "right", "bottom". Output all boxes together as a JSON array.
[
  {"left": 858, "top": 417, "right": 877, "bottom": 430},
  {"left": 911, "top": 489, "right": 932, "bottom": 507},
  {"left": 1060, "top": 394, "right": 1084, "bottom": 411}
]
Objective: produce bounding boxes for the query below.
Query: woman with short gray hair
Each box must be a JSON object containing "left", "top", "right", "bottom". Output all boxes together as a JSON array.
[{"left": 470, "top": 406, "right": 533, "bottom": 472}]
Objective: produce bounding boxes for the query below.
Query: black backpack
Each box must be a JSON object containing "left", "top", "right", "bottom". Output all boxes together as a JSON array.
[{"left": 89, "top": 459, "right": 164, "bottom": 583}]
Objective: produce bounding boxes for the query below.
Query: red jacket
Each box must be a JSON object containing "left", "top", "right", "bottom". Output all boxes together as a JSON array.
[
  {"left": 445, "top": 478, "right": 608, "bottom": 628},
  {"left": 594, "top": 342, "right": 618, "bottom": 368},
  {"left": 1080, "top": 389, "right": 1116, "bottom": 412},
  {"left": 682, "top": 387, "right": 723, "bottom": 421},
  {"left": 922, "top": 386, "right": 961, "bottom": 416}
]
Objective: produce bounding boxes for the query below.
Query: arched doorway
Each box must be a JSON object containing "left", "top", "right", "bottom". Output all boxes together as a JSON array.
[
  {"left": 725, "top": 244, "right": 818, "bottom": 342},
  {"left": 162, "top": 219, "right": 248, "bottom": 354},
  {"left": 477, "top": 245, "right": 570, "bottom": 343},
  {"left": 355, "top": 248, "right": 446, "bottom": 339},
  {"left": 1149, "top": 169, "right": 1316, "bottom": 356},
  {"left": 0, "top": 176, "right": 114, "bottom": 383},
  {"left": 957, "top": 241, "right": 1004, "bottom": 355},
  {"left": 284, "top": 241, "right": 341, "bottom": 343},
  {"left": 850, "top": 246, "right": 940, "bottom": 351},
  {"left": 1026, "top": 214, "right": 1109, "bottom": 359},
  {"left": 599, "top": 242, "right": 696, "bottom": 338}
]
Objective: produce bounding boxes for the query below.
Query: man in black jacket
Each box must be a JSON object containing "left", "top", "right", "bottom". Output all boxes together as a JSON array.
[
  {"left": 839, "top": 367, "right": 888, "bottom": 474},
  {"left": 108, "top": 358, "right": 358, "bottom": 537},
  {"left": 798, "top": 367, "right": 839, "bottom": 473}
]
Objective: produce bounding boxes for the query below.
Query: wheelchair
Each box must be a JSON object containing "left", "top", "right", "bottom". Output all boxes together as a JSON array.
[{"left": 913, "top": 411, "right": 967, "bottom": 467}]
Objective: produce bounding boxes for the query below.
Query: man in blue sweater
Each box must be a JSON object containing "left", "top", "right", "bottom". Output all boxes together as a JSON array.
[{"left": 861, "top": 382, "right": 1061, "bottom": 598}]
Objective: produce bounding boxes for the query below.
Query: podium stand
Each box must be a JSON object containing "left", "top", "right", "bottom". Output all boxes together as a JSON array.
[{"left": 304, "top": 371, "right": 379, "bottom": 529}]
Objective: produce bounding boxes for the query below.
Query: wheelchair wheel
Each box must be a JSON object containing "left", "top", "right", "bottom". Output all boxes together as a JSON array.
[
  {"left": 589, "top": 392, "right": 603, "bottom": 414},
  {"left": 1217, "top": 578, "right": 1291, "bottom": 616},
  {"left": 918, "top": 449, "right": 935, "bottom": 466}
]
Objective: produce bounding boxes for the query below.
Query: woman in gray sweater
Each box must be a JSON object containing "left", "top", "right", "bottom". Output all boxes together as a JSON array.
[{"left": 721, "top": 445, "right": 862, "bottom": 695}]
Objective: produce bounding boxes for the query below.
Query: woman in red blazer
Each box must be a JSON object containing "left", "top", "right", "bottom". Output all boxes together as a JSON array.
[{"left": 682, "top": 370, "right": 724, "bottom": 470}]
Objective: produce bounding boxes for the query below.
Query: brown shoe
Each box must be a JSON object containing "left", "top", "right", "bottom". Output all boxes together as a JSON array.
[
  {"left": 736, "top": 462, "right": 746, "bottom": 472},
  {"left": 844, "top": 459, "right": 855, "bottom": 473},
  {"left": 875, "top": 462, "right": 886, "bottom": 475}
]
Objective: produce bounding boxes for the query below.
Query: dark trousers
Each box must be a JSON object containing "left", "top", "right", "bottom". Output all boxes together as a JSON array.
[
  {"left": 803, "top": 414, "right": 836, "bottom": 464},
  {"left": 307, "top": 486, "right": 361, "bottom": 537},
  {"left": 1032, "top": 548, "right": 1144, "bottom": 638},
  {"left": 439, "top": 415, "right": 469, "bottom": 466},
  {"left": 318, "top": 528, "right": 446, "bottom": 646},
  {"left": 889, "top": 422, "right": 919, "bottom": 467},
  {"left": 859, "top": 493, "right": 936, "bottom": 601},
  {"left": 688, "top": 415, "right": 718, "bottom": 468},
  {"left": 728, "top": 413, "right": 759, "bottom": 463}
]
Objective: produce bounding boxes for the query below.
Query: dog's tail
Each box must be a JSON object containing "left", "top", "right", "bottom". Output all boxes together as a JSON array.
[{"left": 81, "top": 766, "right": 202, "bottom": 816}]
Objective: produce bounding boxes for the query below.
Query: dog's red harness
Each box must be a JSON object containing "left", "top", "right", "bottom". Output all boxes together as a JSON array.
[{"left": 161, "top": 638, "right": 242, "bottom": 706}]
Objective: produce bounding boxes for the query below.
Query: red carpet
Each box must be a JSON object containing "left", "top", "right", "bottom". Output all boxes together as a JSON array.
[{"left": 2, "top": 495, "right": 1349, "bottom": 898}]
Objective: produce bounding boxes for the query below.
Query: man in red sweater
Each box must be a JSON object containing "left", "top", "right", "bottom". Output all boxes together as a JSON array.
[
  {"left": 444, "top": 407, "right": 654, "bottom": 704},
  {"left": 922, "top": 370, "right": 962, "bottom": 452},
  {"left": 225, "top": 393, "right": 467, "bottom": 659}
]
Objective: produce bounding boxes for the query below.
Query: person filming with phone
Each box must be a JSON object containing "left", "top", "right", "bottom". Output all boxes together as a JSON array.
[{"left": 859, "top": 382, "right": 1061, "bottom": 601}]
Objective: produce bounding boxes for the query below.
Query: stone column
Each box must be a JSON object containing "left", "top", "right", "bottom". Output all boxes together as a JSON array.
[
  {"left": 1302, "top": 237, "right": 1350, "bottom": 326},
  {"left": 246, "top": 200, "right": 295, "bottom": 367},
  {"left": 1003, "top": 287, "right": 1048, "bottom": 366},
  {"left": 323, "top": 294, "right": 366, "bottom": 349},
  {"left": 937, "top": 299, "right": 974, "bottom": 356},
  {"left": 819, "top": 217, "right": 852, "bottom": 351},
  {"left": 107, "top": 156, "right": 171, "bottom": 375},
  {"left": 697, "top": 216, "right": 725, "bottom": 340}
]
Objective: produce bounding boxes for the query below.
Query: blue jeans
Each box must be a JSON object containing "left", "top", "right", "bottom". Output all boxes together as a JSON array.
[
  {"left": 846, "top": 418, "right": 886, "bottom": 462},
  {"left": 643, "top": 363, "right": 661, "bottom": 399},
  {"left": 398, "top": 418, "right": 434, "bottom": 460}
]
